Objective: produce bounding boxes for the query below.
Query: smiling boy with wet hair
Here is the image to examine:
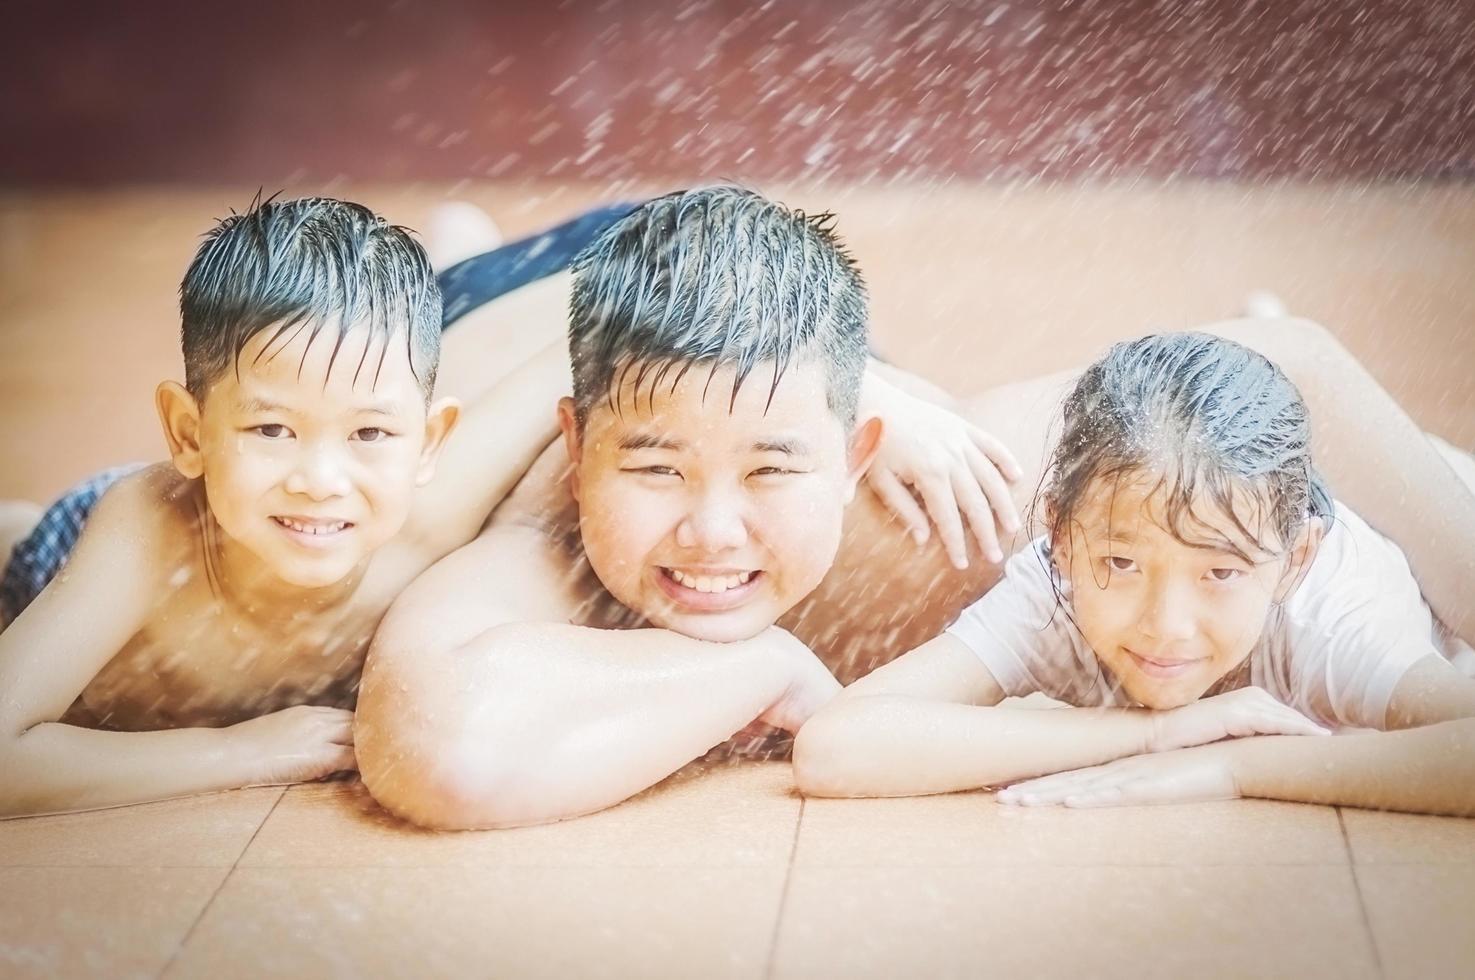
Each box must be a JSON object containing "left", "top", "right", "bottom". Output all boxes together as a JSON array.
[
  {"left": 0, "top": 195, "right": 565, "bottom": 817},
  {"left": 355, "top": 185, "right": 1025, "bottom": 829}
]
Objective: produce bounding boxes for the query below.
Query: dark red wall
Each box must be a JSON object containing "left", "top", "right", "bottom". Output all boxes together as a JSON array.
[{"left": 4, "top": 0, "right": 1473, "bottom": 185}]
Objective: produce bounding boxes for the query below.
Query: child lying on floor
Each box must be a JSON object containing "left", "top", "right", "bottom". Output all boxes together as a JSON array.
[
  {"left": 0, "top": 196, "right": 576, "bottom": 817},
  {"left": 795, "top": 332, "right": 1475, "bottom": 816}
]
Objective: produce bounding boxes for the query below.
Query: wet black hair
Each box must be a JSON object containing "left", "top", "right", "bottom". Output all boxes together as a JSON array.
[
  {"left": 180, "top": 195, "right": 441, "bottom": 400},
  {"left": 567, "top": 185, "right": 869, "bottom": 427},
  {"left": 1041, "top": 332, "right": 1334, "bottom": 565}
]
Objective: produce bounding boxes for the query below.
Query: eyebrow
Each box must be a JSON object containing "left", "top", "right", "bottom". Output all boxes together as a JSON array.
[
  {"left": 754, "top": 438, "right": 811, "bottom": 456},
  {"left": 238, "top": 397, "right": 403, "bottom": 417},
  {"left": 239, "top": 397, "right": 291, "bottom": 415},
  {"left": 618, "top": 432, "right": 687, "bottom": 452},
  {"left": 616, "top": 432, "right": 814, "bottom": 455}
]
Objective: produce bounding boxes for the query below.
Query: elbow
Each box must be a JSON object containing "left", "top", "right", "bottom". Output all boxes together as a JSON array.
[
  {"left": 357, "top": 705, "right": 562, "bottom": 831},
  {"left": 791, "top": 706, "right": 866, "bottom": 798},
  {"left": 0, "top": 733, "right": 64, "bottom": 818},
  {"left": 355, "top": 630, "right": 589, "bottom": 831}
]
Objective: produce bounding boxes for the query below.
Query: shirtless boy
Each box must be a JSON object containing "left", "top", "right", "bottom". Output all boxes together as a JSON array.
[
  {"left": 0, "top": 196, "right": 569, "bottom": 817},
  {"left": 357, "top": 186, "right": 1475, "bottom": 830}
]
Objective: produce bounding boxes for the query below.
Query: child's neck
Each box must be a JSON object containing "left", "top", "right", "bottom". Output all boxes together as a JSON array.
[{"left": 201, "top": 510, "right": 368, "bottom": 621}]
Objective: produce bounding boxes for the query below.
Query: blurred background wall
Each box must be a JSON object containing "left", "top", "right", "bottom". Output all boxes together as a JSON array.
[{"left": 2, "top": 0, "right": 1472, "bottom": 499}]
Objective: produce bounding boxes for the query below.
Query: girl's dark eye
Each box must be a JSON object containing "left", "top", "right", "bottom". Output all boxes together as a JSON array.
[
  {"left": 255, "top": 424, "right": 289, "bottom": 439},
  {"left": 1209, "top": 567, "right": 1243, "bottom": 582},
  {"left": 1107, "top": 556, "right": 1136, "bottom": 572}
]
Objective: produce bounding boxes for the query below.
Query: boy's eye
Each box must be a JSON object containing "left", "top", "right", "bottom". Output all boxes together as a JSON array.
[
  {"left": 353, "top": 427, "right": 390, "bottom": 443},
  {"left": 253, "top": 424, "right": 291, "bottom": 439},
  {"left": 1208, "top": 567, "right": 1244, "bottom": 582},
  {"left": 751, "top": 467, "right": 794, "bottom": 477},
  {"left": 628, "top": 465, "right": 680, "bottom": 477},
  {"left": 1106, "top": 556, "right": 1136, "bottom": 572}
]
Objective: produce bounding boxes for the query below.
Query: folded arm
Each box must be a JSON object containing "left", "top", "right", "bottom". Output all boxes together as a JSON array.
[
  {"left": 1003, "top": 656, "right": 1475, "bottom": 815},
  {"left": 356, "top": 525, "right": 838, "bottom": 830},
  {"left": 0, "top": 474, "right": 352, "bottom": 817}
]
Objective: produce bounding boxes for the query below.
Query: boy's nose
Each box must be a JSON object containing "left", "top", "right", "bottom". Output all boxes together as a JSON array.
[
  {"left": 675, "top": 491, "right": 749, "bottom": 553},
  {"left": 284, "top": 450, "right": 353, "bottom": 500}
]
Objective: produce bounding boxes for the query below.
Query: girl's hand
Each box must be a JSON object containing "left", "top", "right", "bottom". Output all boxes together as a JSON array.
[
  {"left": 1147, "top": 687, "right": 1330, "bottom": 753},
  {"left": 862, "top": 375, "right": 1022, "bottom": 568},
  {"left": 996, "top": 744, "right": 1240, "bottom": 808},
  {"left": 228, "top": 705, "right": 358, "bottom": 786}
]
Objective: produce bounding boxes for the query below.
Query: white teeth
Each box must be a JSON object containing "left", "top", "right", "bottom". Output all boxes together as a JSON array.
[
  {"left": 277, "top": 518, "right": 347, "bottom": 535},
  {"left": 668, "top": 569, "right": 754, "bottom": 593}
]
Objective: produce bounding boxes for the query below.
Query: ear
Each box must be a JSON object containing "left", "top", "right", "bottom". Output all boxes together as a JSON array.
[
  {"left": 842, "top": 414, "right": 885, "bottom": 503},
  {"left": 557, "top": 397, "right": 584, "bottom": 502},
  {"left": 156, "top": 381, "right": 205, "bottom": 479},
  {"left": 1043, "top": 499, "right": 1071, "bottom": 577},
  {"left": 413, "top": 396, "right": 462, "bottom": 486},
  {"left": 1274, "top": 515, "right": 1325, "bottom": 602}
]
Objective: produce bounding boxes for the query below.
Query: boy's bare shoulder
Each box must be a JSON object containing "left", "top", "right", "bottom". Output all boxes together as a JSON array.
[{"left": 96, "top": 464, "right": 203, "bottom": 553}]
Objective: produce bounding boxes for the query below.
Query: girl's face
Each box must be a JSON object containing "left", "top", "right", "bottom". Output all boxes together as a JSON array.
[{"left": 1054, "top": 472, "right": 1320, "bottom": 709}]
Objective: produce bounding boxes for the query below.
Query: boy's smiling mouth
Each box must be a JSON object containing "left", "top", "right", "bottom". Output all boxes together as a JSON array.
[
  {"left": 656, "top": 566, "right": 762, "bottom": 609},
  {"left": 271, "top": 515, "right": 354, "bottom": 544}
]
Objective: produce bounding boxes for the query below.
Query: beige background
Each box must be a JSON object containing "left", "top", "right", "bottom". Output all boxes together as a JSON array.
[{"left": 2, "top": 180, "right": 1472, "bottom": 502}]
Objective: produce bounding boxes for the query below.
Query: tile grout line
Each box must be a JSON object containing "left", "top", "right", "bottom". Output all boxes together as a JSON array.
[
  {"left": 1336, "top": 807, "right": 1386, "bottom": 980},
  {"left": 156, "top": 788, "right": 288, "bottom": 979},
  {"left": 762, "top": 796, "right": 805, "bottom": 980}
]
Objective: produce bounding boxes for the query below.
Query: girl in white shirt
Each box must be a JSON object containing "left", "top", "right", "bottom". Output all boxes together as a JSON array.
[{"left": 795, "top": 332, "right": 1475, "bottom": 815}]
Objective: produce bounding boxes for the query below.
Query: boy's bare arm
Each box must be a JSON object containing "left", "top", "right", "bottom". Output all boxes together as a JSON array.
[
  {"left": 795, "top": 635, "right": 1328, "bottom": 798},
  {"left": 356, "top": 524, "right": 839, "bottom": 830},
  {"left": 0, "top": 474, "right": 352, "bottom": 818},
  {"left": 410, "top": 339, "right": 571, "bottom": 553}
]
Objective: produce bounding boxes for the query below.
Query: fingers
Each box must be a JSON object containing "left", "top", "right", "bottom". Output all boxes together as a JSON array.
[
  {"left": 999, "top": 772, "right": 1139, "bottom": 808},
  {"left": 915, "top": 474, "right": 969, "bottom": 570},
  {"left": 867, "top": 468, "right": 931, "bottom": 545},
  {"left": 996, "top": 767, "right": 1101, "bottom": 805},
  {"left": 964, "top": 443, "right": 1021, "bottom": 538},
  {"left": 317, "top": 707, "right": 357, "bottom": 745},
  {"left": 1258, "top": 707, "right": 1331, "bottom": 738},
  {"left": 970, "top": 428, "right": 1024, "bottom": 484},
  {"left": 1228, "top": 691, "right": 1331, "bottom": 738},
  {"left": 325, "top": 744, "right": 359, "bottom": 775},
  {"left": 953, "top": 469, "right": 1004, "bottom": 565}
]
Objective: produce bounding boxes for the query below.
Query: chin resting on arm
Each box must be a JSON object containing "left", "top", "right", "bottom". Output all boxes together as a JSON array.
[{"left": 357, "top": 619, "right": 836, "bottom": 830}]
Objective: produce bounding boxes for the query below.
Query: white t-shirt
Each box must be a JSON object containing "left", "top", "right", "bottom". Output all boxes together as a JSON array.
[{"left": 946, "top": 502, "right": 1458, "bottom": 730}]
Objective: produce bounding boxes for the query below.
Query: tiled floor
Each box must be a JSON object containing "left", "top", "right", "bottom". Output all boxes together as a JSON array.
[
  {"left": 0, "top": 185, "right": 1472, "bottom": 977},
  {"left": 1, "top": 763, "right": 1471, "bottom": 979}
]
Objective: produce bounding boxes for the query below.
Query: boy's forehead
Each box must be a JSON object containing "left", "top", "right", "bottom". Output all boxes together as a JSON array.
[
  {"left": 599, "top": 357, "right": 834, "bottom": 425},
  {"left": 208, "top": 321, "right": 423, "bottom": 409},
  {"left": 245, "top": 321, "right": 417, "bottom": 384}
]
